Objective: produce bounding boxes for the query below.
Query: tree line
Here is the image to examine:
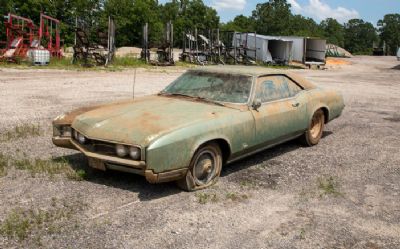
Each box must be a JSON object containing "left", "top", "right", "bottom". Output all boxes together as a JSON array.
[{"left": 0, "top": 0, "right": 399, "bottom": 55}]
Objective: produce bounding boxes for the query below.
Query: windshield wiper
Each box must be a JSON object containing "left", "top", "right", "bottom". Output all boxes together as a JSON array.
[
  {"left": 158, "top": 92, "right": 193, "bottom": 98},
  {"left": 159, "top": 92, "right": 225, "bottom": 107},
  {"left": 194, "top": 96, "right": 226, "bottom": 107}
]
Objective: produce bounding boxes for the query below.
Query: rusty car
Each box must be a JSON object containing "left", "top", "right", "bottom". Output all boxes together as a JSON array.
[{"left": 52, "top": 66, "right": 345, "bottom": 191}]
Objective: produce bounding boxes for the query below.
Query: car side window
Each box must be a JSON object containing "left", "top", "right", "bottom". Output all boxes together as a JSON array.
[
  {"left": 284, "top": 77, "right": 303, "bottom": 97},
  {"left": 256, "top": 76, "right": 291, "bottom": 103}
]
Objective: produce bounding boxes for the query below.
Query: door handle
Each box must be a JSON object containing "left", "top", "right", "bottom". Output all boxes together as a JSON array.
[{"left": 292, "top": 102, "right": 300, "bottom": 107}]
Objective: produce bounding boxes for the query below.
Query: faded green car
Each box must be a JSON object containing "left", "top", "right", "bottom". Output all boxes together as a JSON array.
[{"left": 52, "top": 66, "right": 344, "bottom": 191}]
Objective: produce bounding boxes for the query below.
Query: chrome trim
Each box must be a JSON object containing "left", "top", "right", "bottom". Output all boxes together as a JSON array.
[{"left": 70, "top": 139, "right": 146, "bottom": 169}]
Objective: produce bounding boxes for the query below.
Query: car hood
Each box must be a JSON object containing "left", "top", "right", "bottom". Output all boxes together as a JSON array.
[{"left": 72, "top": 95, "right": 241, "bottom": 146}]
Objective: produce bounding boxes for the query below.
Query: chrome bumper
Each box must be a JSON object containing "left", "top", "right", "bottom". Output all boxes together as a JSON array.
[{"left": 52, "top": 137, "right": 187, "bottom": 183}]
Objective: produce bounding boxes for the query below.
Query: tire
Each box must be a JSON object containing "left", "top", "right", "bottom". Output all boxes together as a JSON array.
[
  {"left": 301, "top": 109, "right": 325, "bottom": 146},
  {"left": 177, "top": 143, "right": 222, "bottom": 191}
]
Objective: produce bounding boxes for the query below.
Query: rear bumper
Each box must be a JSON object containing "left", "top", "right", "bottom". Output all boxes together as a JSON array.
[{"left": 52, "top": 136, "right": 187, "bottom": 183}]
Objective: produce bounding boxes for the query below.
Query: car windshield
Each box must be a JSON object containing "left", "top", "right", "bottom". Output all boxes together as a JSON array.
[{"left": 161, "top": 71, "right": 253, "bottom": 104}]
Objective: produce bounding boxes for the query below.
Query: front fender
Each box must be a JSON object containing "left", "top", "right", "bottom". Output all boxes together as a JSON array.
[{"left": 146, "top": 123, "right": 230, "bottom": 173}]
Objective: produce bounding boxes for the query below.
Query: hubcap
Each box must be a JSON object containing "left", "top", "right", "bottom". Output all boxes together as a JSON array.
[
  {"left": 193, "top": 150, "right": 217, "bottom": 186},
  {"left": 310, "top": 113, "right": 322, "bottom": 138}
]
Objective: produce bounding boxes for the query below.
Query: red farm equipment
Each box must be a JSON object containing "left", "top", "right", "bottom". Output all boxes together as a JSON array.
[
  {"left": 0, "top": 13, "right": 63, "bottom": 63},
  {"left": 39, "top": 13, "right": 62, "bottom": 58},
  {"left": 0, "top": 13, "right": 38, "bottom": 62}
]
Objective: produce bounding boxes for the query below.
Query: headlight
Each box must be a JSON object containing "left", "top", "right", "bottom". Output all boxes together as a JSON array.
[
  {"left": 53, "top": 125, "right": 72, "bottom": 137},
  {"left": 115, "top": 144, "right": 128, "bottom": 157},
  {"left": 61, "top": 126, "right": 72, "bottom": 137},
  {"left": 129, "top": 147, "right": 141, "bottom": 160},
  {"left": 78, "top": 133, "right": 87, "bottom": 144},
  {"left": 73, "top": 130, "right": 78, "bottom": 140}
]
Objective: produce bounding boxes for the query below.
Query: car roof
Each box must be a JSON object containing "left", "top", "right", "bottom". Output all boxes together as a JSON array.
[{"left": 189, "top": 66, "right": 316, "bottom": 90}]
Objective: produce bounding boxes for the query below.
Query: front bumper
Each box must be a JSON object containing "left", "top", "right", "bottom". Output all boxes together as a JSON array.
[{"left": 52, "top": 136, "right": 187, "bottom": 183}]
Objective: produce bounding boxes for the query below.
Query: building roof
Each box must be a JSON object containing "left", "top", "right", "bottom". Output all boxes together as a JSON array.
[{"left": 190, "top": 66, "right": 316, "bottom": 90}]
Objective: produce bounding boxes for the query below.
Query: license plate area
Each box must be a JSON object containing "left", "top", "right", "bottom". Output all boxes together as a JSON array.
[{"left": 88, "top": 157, "right": 106, "bottom": 171}]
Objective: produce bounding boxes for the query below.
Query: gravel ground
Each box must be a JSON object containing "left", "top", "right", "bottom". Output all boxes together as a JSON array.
[{"left": 0, "top": 56, "right": 399, "bottom": 248}]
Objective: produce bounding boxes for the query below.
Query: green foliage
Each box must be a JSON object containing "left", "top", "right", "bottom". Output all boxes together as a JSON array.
[
  {"left": 344, "top": 19, "right": 378, "bottom": 55},
  {"left": 252, "top": 0, "right": 292, "bottom": 36},
  {"left": 221, "top": 15, "right": 255, "bottom": 32},
  {"left": 0, "top": 0, "right": 396, "bottom": 56},
  {"left": 378, "top": 14, "right": 400, "bottom": 55},
  {"left": 320, "top": 18, "right": 344, "bottom": 47}
]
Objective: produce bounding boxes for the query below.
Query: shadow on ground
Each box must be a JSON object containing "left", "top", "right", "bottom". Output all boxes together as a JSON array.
[
  {"left": 57, "top": 131, "right": 332, "bottom": 197},
  {"left": 391, "top": 64, "right": 400, "bottom": 70}
]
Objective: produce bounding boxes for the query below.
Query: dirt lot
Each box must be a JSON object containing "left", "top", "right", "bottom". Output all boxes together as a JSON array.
[{"left": 0, "top": 56, "right": 399, "bottom": 248}]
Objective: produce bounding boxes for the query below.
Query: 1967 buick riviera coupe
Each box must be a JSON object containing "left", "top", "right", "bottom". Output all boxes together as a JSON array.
[{"left": 53, "top": 66, "right": 344, "bottom": 191}]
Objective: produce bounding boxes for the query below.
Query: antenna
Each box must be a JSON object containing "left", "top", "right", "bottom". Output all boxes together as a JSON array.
[{"left": 133, "top": 68, "right": 137, "bottom": 100}]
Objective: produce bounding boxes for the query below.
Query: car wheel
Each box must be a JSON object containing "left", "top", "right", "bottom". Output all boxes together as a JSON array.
[
  {"left": 177, "top": 143, "right": 222, "bottom": 191},
  {"left": 301, "top": 109, "right": 325, "bottom": 146}
]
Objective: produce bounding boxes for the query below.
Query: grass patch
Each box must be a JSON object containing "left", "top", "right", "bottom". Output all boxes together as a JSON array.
[
  {"left": 111, "top": 56, "right": 148, "bottom": 67},
  {"left": 318, "top": 176, "right": 342, "bottom": 197},
  {"left": 0, "top": 56, "right": 149, "bottom": 71},
  {"left": 0, "top": 153, "right": 9, "bottom": 177},
  {"left": 0, "top": 198, "right": 85, "bottom": 241},
  {"left": 240, "top": 179, "right": 259, "bottom": 188},
  {"left": 13, "top": 157, "right": 85, "bottom": 180},
  {"left": 1, "top": 124, "right": 41, "bottom": 142},
  {"left": 195, "top": 192, "right": 218, "bottom": 204},
  {"left": 225, "top": 192, "right": 249, "bottom": 202},
  {"left": 174, "top": 61, "right": 197, "bottom": 68}
]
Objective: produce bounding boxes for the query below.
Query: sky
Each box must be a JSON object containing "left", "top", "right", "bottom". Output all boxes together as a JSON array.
[{"left": 159, "top": 0, "right": 400, "bottom": 25}]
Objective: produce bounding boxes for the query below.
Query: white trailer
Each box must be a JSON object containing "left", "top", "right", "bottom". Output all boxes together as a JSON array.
[
  {"left": 236, "top": 34, "right": 326, "bottom": 65},
  {"left": 234, "top": 33, "right": 293, "bottom": 65},
  {"left": 287, "top": 36, "right": 326, "bottom": 65}
]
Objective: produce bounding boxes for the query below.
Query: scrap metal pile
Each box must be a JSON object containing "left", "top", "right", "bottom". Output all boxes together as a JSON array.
[
  {"left": 72, "top": 17, "right": 115, "bottom": 67},
  {"left": 0, "top": 13, "right": 62, "bottom": 64},
  {"left": 141, "top": 21, "right": 175, "bottom": 66},
  {"left": 181, "top": 29, "right": 257, "bottom": 65}
]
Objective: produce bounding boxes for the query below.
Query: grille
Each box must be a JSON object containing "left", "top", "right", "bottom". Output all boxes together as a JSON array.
[{"left": 71, "top": 128, "right": 141, "bottom": 160}]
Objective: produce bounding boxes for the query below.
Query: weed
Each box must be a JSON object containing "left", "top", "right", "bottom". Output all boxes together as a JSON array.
[
  {"left": 0, "top": 208, "right": 31, "bottom": 240},
  {"left": 195, "top": 192, "right": 218, "bottom": 204},
  {"left": 67, "top": 169, "right": 86, "bottom": 181},
  {"left": 299, "top": 228, "right": 306, "bottom": 240},
  {"left": 0, "top": 153, "right": 9, "bottom": 177},
  {"left": 0, "top": 199, "right": 85, "bottom": 241},
  {"left": 318, "top": 176, "right": 342, "bottom": 197},
  {"left": 225, "top": 192, "right": 249, "bottom": 201},
  {"left": 13, "top": 157, "right": 84, "bottom": 180},
  {"left": 240, "top": 179, "right": 258, "bottom": 188},
  {"left": 1, "top": 124, "right": 41, "bottom": 142}
]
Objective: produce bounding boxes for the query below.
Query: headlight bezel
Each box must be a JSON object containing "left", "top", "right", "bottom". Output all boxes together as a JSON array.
[
  {"left": 54, "top": 125, "right": 72, "bottom": 137},
  {"left": 115, "top": 144, "right": 128, "bottom": 157},
  {"left": 128, "top": 146, "right": 141, "bottom": 160}
]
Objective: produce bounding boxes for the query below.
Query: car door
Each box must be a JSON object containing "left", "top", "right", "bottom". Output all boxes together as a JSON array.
[{"left": 251, "top": 75, "right": 309, "bottom": 146}]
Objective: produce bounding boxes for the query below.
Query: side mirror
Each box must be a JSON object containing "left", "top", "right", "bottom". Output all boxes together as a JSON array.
[{"left": 252, "top": 98, "right": 262, "bottom": 111}]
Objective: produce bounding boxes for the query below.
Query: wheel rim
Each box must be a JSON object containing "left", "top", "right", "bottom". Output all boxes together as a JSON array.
[
  {"left": 193, "top": 150, "right": 217, "bottom": 186},
  {"left": 310, "top": 112, "right": 323, "bottom": 138}
]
